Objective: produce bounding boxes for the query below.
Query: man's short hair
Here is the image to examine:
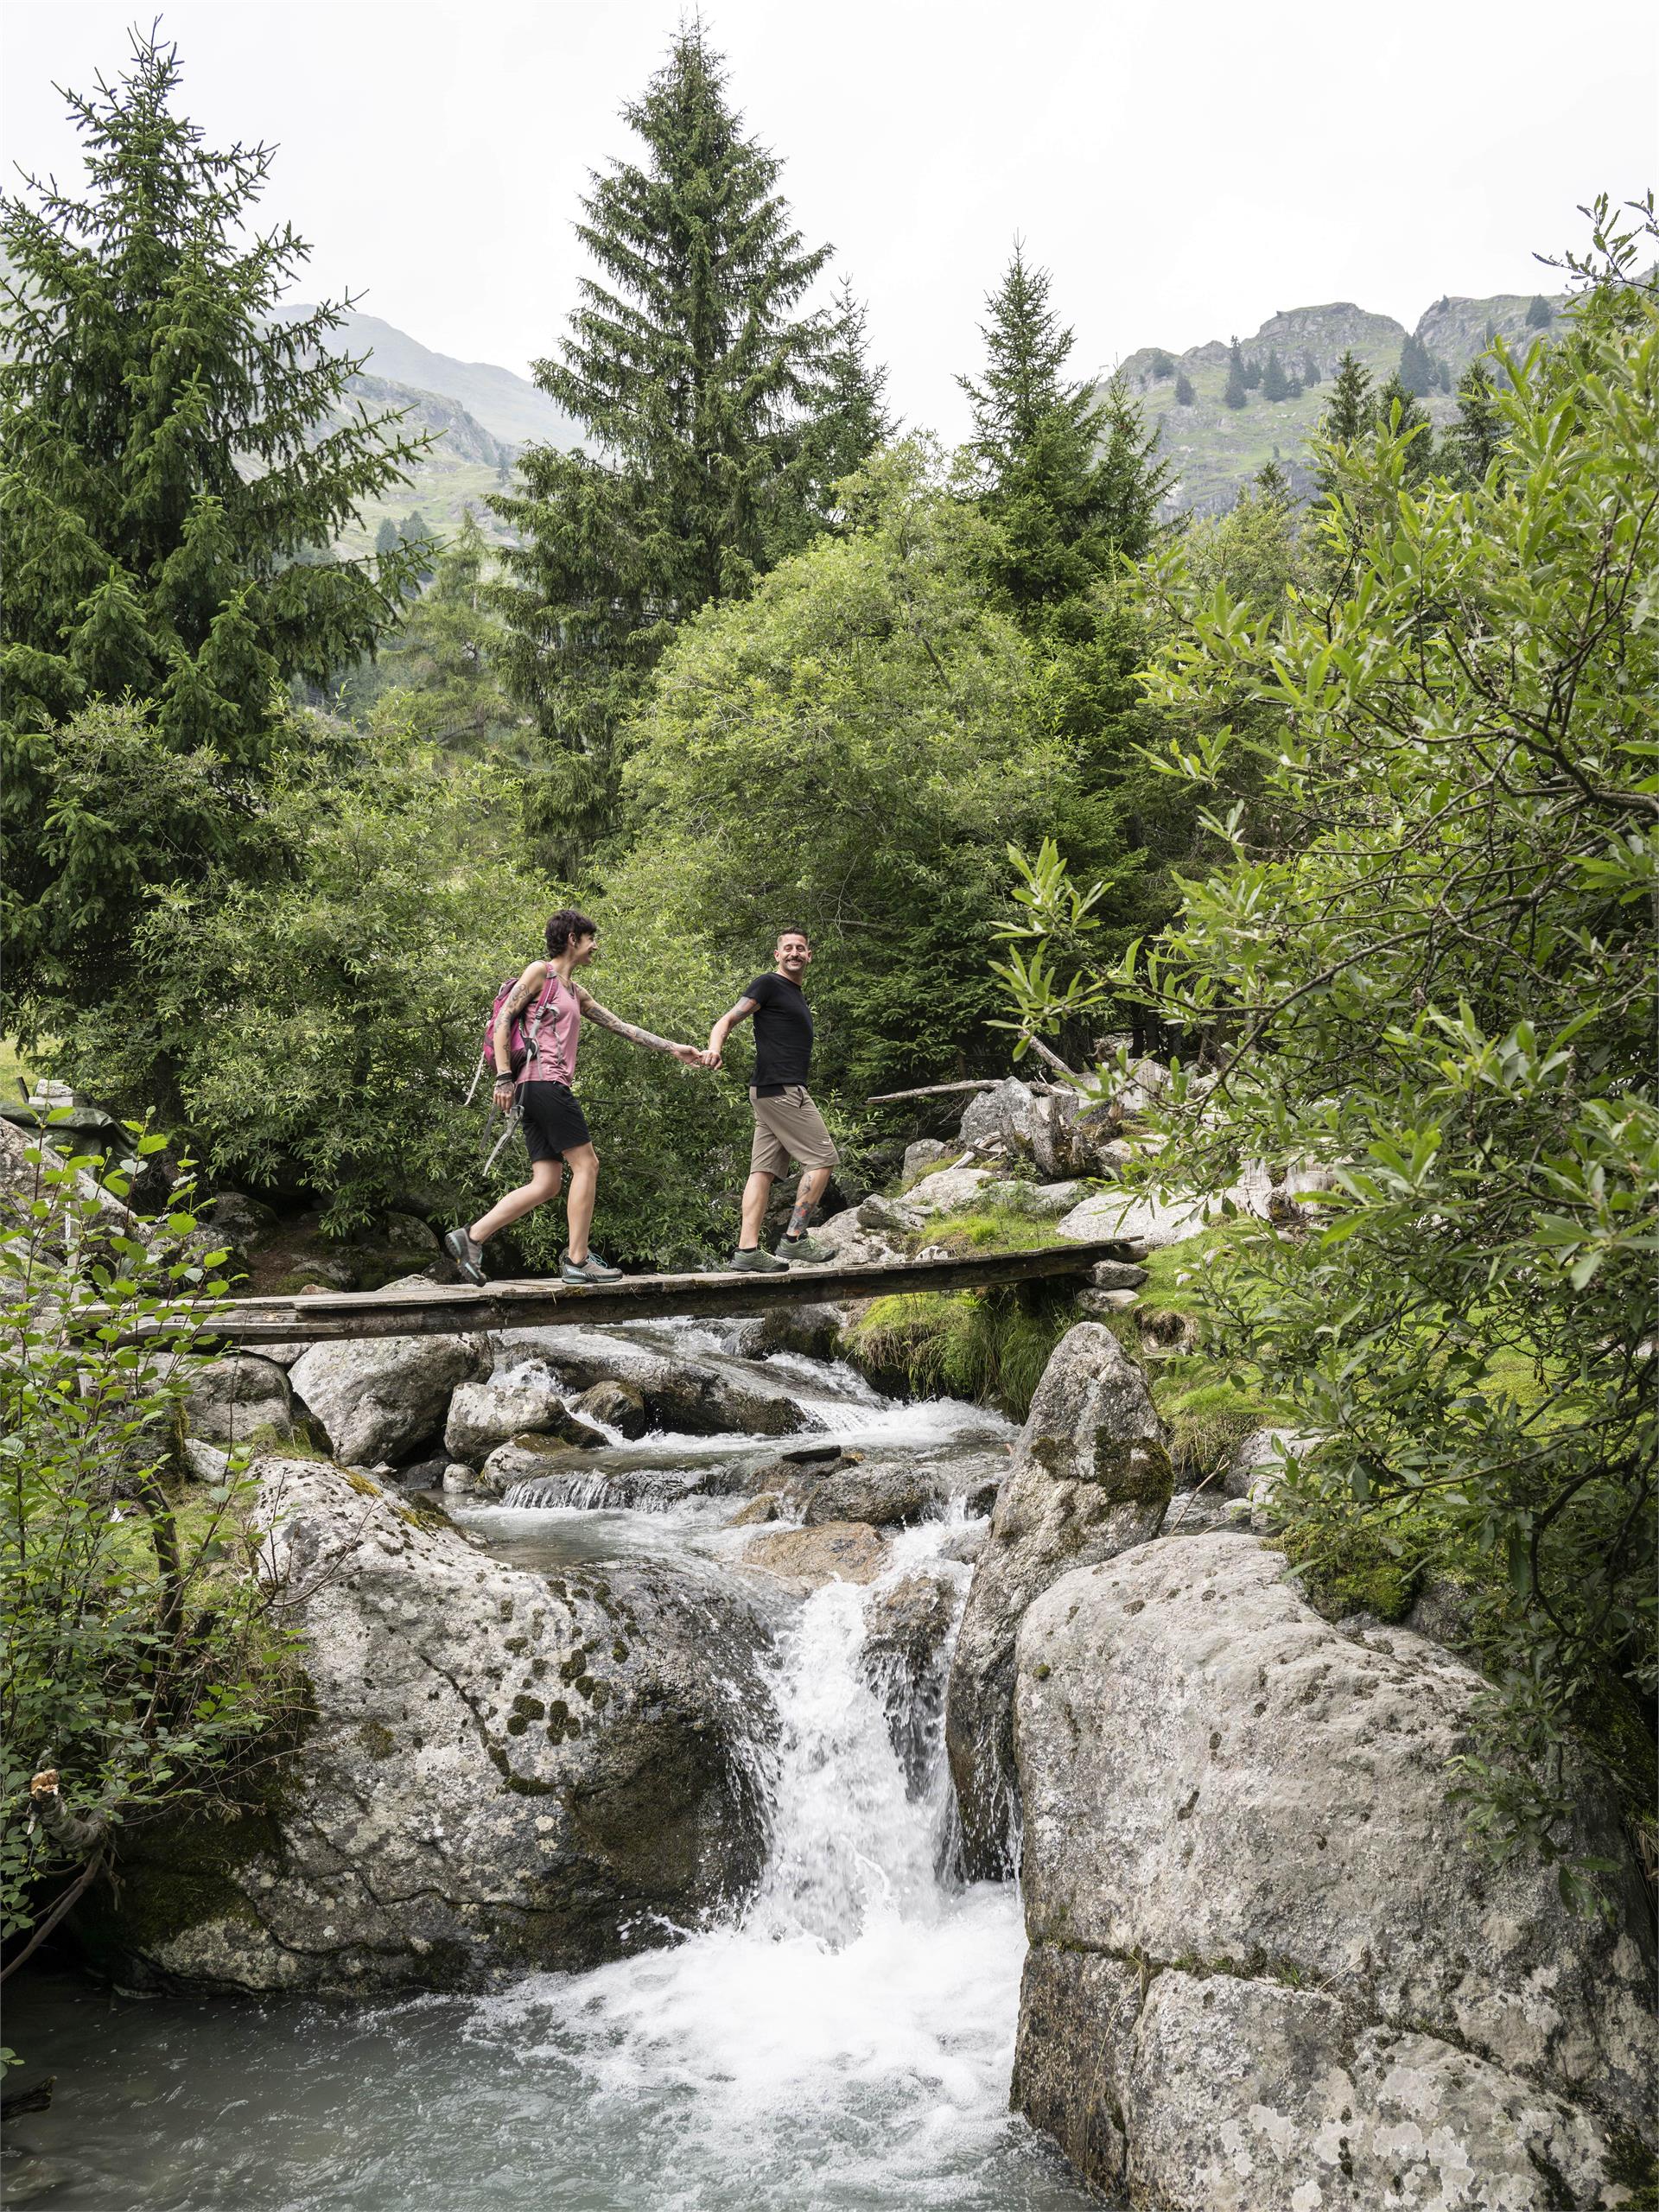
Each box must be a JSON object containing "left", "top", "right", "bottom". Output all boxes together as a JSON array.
[
  {"left": 775, "top": 926, "right": 810, "bottom": 945},
  {"left": 546, "top": 908, "right": 598, "bottom": 957}
]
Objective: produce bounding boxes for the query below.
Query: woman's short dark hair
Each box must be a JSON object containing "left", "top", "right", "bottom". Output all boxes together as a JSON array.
[{"left": 545, "top": 908, "right": 598, "bottom": 957}]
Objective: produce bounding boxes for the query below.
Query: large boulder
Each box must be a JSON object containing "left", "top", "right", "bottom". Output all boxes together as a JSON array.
[
  {"left": 289, "top": 1332, "right": 489, "bottom": 1465},
  {"left": 444, "top": 1362, "right": 571, "bottom": 1463},
  {"left": 79, "top": 1458, "right": 770, "bottom": 1995},
  {"left": 944, "top": 1324, "right": 1170, "bottom": 1877},
  {"left": 493, "top": 1325, "right": 810, "bottom": 1440},
  {"left": 901, "top": 1165, "right": 994, "bottom": 1217},
  {"left": 1011, "top": 1534, "right": 1657, "bottom": 2208},
  {"left": 958, "top": 1077, "right": 1044, "bottom": 1154},
  {"left": 861, "top": 1568, "right": 960, "bottom": 1787},
  {"left": 183, "top": 1354, "right": 294, "bottom": 1446},
  {"left": 741, "top": 1521, "right": 890, "bottom": 1594}
]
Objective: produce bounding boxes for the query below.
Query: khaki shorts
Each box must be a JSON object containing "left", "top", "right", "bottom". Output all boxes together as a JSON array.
[{"left": 749, "top": 1085, "right": 840, "bottom": 1177}]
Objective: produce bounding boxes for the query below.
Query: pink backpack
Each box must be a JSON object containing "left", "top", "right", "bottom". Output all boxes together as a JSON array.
[{"left": 463, "top": 972, "right": 571, "bottom": 1103}]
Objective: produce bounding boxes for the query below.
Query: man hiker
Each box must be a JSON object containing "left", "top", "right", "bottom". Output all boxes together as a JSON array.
[
  {"left": 706, "top": 929, "right": 838, "bottom": 1272},
  {"left": 445, "top": 908, "right": 708, "bottom": 1287}
]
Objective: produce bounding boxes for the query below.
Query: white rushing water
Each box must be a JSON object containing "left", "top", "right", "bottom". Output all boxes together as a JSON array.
[{"left": 3, "top": 1344, "right": 1095, "bottom": 2212}]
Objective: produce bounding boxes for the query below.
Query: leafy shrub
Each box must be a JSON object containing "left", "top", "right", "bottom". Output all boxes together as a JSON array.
[{"left": 1, "top": 1130, "right": 306, "bottom": 1980}]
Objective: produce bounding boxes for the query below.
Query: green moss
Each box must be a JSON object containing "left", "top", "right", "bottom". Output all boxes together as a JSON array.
[
  {"left": 344, "top": 1471, "right": 383, "bottom": 1498},
  {"left": 842, "top": 1285, "right": 1077, "bottom": 1420},
  {"left": 1279, "top": 1506, "right": 1417, "bottom": 1623},
  {"left": 397, "top": 1493, "right": 459, "bottom": 1535},
  {"left": 1603, "top": 2131, "right": 1659, "bottom": 2209},
  {"left": 898, "top": 1152, "right": 964, "bottom": 1190},
  {"left": 359, "top": 1720, "right": 397, "bottom": 1761}
]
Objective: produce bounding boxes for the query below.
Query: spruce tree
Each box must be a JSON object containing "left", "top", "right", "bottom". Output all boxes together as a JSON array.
[
  {"left": 1526, "top": 293, "right": 1554, "bottom": 329},
  {"left": 1302, "top": 353, "right": 1321, "bottom": 385},
  {"left": 1243, "top": 353, "right": 1263, "bottom": 389},
  {"left": 806, "top": 276, "right": 893, "bottom": 512},
  {"left": 373, "top": 512, "right": 517, "bottom": 753},
  {"left": 1174, "top": 370, "right": 1196, "bottom": 406},
  {"left": 490, "top": 25, "right": 842, "bottom": 868},
  {"left": 1397, "top": 331, "right": 1434, "bottom": 396},
  {"left": 1321, "top": 351, "right": 1375, "bottom": 443},
  {"left": 1224, "top": 341, "right": 1249, "bottom": 410},
  {"left": 958, "top": 243, "right": 1171, "bottom": 609},
  {"left": 1440, "top": 362, "right": 1503, "bottom": 485},
  {"left": 1, "top": 27, "right": 423, "bottom": 1029},
  {"left": 1262, "top": 347, "right": 1289, "bottom": 402}
]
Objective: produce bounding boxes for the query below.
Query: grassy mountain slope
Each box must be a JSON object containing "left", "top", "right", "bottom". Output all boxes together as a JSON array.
[{"left": 1109, "top": 289, "right": 1567, "bottom": 512}]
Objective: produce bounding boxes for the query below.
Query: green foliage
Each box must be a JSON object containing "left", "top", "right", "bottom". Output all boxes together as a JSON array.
[
  {"left": 368, "top": 515, "right": 521, "bottom": 757},
  {"left": 619, "top": 444, "right": 1068, "bottom": 1091},
  {"left": 1261, "top": 348, "right": 1289, "bottom": 403},
  {"left": 1397, "top": 330, "right": 1435, "bottom": 396},
  {"left": 1440, "top": 361, "right": 1505, "bottom": 485},
  {"left": 2, "top": 28, "right": 423, "bottom": 1051},
  {"left": 1526, "top": 292, "right": 1555, "bottom": 329},
  {"left": 1173, "top": 371, "right": 1195, "bottom": 407},
  {"left": 1, "top": 1135, "right": 305, "bottom": 1968},
  {"left": 1319, "top": 347, "right": 1374, "bottom": 447},
  {"left": 488, "top": 24, "right": 863, "bottom": 869},
  {"left": 1001, "top": 212, "right": 1659, "bottom": 1897}
]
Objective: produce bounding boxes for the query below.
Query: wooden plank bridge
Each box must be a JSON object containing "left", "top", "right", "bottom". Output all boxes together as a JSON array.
[{"left": 125, "top": 1238, "right": 1133, "bottom": 1348}]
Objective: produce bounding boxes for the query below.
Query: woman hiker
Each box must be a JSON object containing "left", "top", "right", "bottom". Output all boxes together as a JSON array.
[{"left": 445, "top": 908, "right": 710, "bottom": 1287}]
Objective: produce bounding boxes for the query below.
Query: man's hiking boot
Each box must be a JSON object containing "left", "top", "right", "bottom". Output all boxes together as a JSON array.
[
  {"left": 444, "top": 1227, "right": 486, "bottom": 1287},
  {"left": 560, "top": 1249, "right": 622, "bottom": 1285},
  {"left": 777, "top": 1233, "right": 834, "bottom": 1265},
  {"left": 730, "top": 1246, "right": 790, "bottom": 1274}
]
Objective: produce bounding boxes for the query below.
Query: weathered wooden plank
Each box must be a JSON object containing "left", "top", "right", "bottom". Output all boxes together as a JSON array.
[{"left": 109, "top": 1238, "right": 1131, "bottom": 1348}]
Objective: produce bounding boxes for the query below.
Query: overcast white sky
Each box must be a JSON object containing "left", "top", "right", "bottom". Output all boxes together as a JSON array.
[{"left": 3, "top": 1, "right": 1655, "bottom": 438}]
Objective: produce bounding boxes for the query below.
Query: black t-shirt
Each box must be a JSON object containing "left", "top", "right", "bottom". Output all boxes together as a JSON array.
[{"left": 746, "top": 973, "right": 814, "bottom": 1096}]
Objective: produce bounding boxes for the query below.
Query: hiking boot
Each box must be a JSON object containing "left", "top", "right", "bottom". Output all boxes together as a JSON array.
[
  {"left": 777, "top": 1233, "right": 835, "bottom": 1265},
  {"left": 560, "top": 1249, "right": 622, "bottom": 1285},
  {"left": 730, "top": 1245, "right": 791, "bottom": 1274},
  {"left": 444, "top": 1227, "right": 487, "bottom": 1287}
]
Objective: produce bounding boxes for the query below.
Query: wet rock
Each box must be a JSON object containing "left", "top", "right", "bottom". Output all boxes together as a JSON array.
[
  {"left": 289, "top": 1332, "right": 490, "bottom": 1466},
  {"left": 861, "top": 1570, "right": 960, "bottom": 1783},
  {"left": 724, "top": 1304, "right": 842, "bottom": 1361},
  {"left": 572, "top": 1377, "right": 650, "bottom": 1439},
  {"left": 79, "top": 1456, "right": 772, "bottom": 1996},
  {"left": 1011, "top": 1533, "right": 1658, "bottom": 2204},
  {"left": 184, "top": 1355, "right": 294, "bottom": 1446},
  {"left": 786, "top": 1455, "right": 940, "bottom": 1529},
  {"left": 444, "top": 1364, "right": 569, "bottom": 1462},
  {"left": 938, "top": 1524, "right": 988, "bottom": 1566},
  {"left": 479, "top": 1426, "right": 607, "bottom": 1498},
  {"left": 727, "top": 1493, "right": 784, "bottom": 1527},
  {"left": 945, "top": 1324, "right": 1170, "bottom": 1878},
  {"left": 495, "top": 1326, "right": 809, "bottom": 1440},
  {"left": 441, "top": 1459, "right": 482, "bottom": 1497},
  {"left": 741, "top": 1521, "right": 890, "bottom": 1593}
]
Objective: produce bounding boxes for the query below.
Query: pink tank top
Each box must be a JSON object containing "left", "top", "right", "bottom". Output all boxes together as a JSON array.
[{"left": 522, "top": 969, "right": 581, "bottom": 1087}]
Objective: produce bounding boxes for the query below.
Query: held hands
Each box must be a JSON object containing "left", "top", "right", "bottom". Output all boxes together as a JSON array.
[{"left": 672, "top": 1043, "right": 712, "bottom": 1070}]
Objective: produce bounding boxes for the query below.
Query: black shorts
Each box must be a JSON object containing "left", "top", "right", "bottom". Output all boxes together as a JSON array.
[{"left": 518, "top": 1081, "right": 591, "bottom": 1165}]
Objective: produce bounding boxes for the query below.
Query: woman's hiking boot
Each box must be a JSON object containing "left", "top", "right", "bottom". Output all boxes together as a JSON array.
[
  {"left": 444, "top": 1227, "right": 486, "bottom": 1287},
  {"left": 730, "top": 1245, "right": 790, "bottom": 1273},
  {"left": 777, "top": 1233, "right": 834, "bottom": 1264},
  {"left": 560, "top": 1249, "right": 622, "bottom": 1284}
]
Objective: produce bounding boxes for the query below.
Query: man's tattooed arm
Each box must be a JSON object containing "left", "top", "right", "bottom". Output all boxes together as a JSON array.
[
  {"left": 577, "top": 990, "right": 702, "bottom": 1064},
  {"left": 705, "top": 996, "right": 759, "bottom": 1066}
]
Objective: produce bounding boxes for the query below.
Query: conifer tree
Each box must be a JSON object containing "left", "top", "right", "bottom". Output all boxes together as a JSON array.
[
  {"left": 1243, "top": 353, "right": 1263, "bottom": 389},
  {"left": 1397, "top": 331, "right": 1434, "bottom": 395},
  {"left": 958, "top": 242, "right": 1170, "bottom": 609},
  {"left": 490, "top": 25, "right": 843, "bottom": 868},
  {"left": 1174, "top": 370, "right": 1196, "bottom": 406},
  {"left": 1262, "top": 347, "right": 1289, "bottom": 402},
  {"left": 1224, "top": 341, "right": 1249, "bottom": 410},
  {"left": 1321, "top": 351, "right": 1375, "bottom": 443},
  {"left": 1, "top": 27, "right": 423, "bottom": 1027},
  {"left": 1440, "top": 362, "right": 1504, "bottom": 485},
  {"left": 372, "top": 512, "right": 517, "bottom": 753},
  {"left": 806, "top": 277, "right": 894, "bottom": 511},
  {"left": 1302, "top": 353, "right": 1321, "bottom": 385},
  {"left": 1526, "top": 293, "right": 1554, "bottom": 328}
]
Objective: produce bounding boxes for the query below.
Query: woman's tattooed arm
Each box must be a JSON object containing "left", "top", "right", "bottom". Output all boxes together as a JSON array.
[{"left": 577, "top": 989, "right": 702, "bottom": 1064}]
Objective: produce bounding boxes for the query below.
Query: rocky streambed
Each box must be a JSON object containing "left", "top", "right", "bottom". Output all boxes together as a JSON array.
[{"left": 5, "top": 1096, "right": 1655, "bottom": 2209}]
